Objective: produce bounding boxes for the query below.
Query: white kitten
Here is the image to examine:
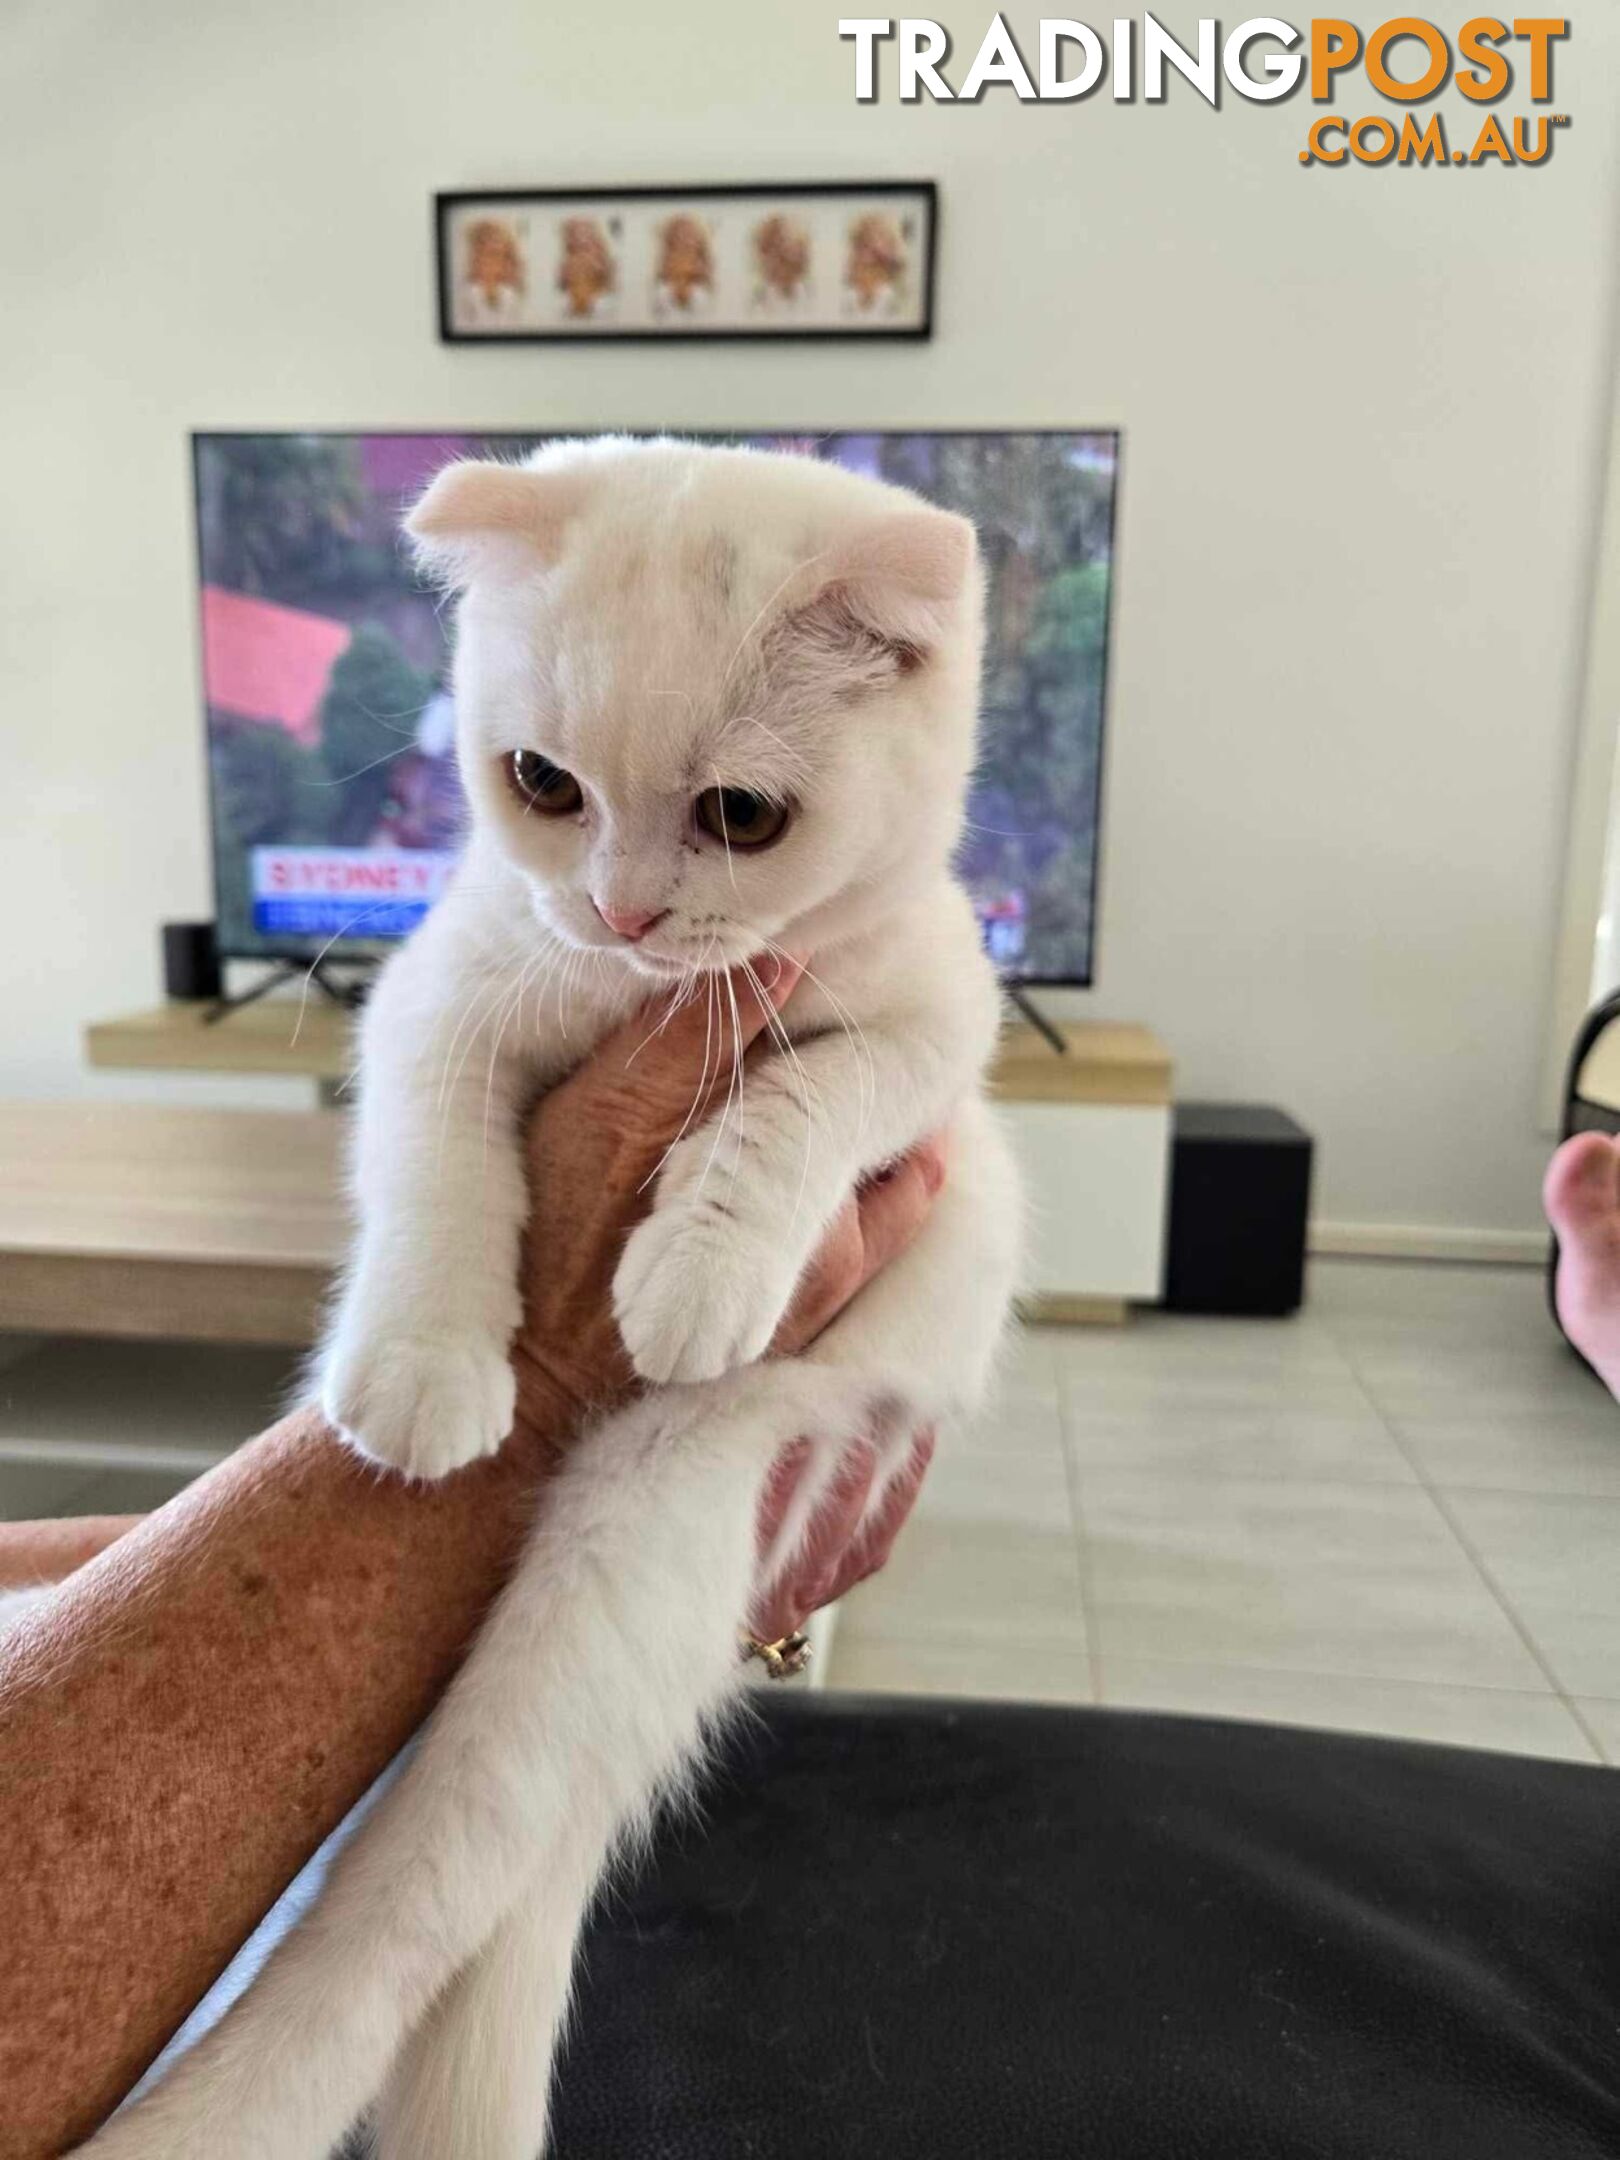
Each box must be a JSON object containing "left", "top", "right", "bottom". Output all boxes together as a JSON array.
[{"left": 80, "top": 438, "right": 1021, "bottom": 2159}]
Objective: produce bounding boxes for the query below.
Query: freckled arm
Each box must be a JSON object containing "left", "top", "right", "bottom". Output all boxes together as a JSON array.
[{"left": 0, "top": 1406, "right": 565, "bottom": 2159}]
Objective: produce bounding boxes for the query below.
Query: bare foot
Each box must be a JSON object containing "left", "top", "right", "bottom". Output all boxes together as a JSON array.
[{"left": 1544, "top": 1132, "right": 1620, "bottom": 1397}]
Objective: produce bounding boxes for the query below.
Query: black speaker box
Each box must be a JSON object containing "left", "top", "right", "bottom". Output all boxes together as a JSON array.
[
  {"left": 1164, "top": 1103, "right": 1314, "bottom": 1317},
  {"left": 162, "top": 920, "right": 222, "bottom": 1002}
]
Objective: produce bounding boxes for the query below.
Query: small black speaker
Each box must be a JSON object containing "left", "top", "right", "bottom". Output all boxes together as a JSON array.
[
  {"left": 162, "top": 920, "right": 222, "bottom": 1002},
  {"left": 1164, "top": 1103, "right": 1314, "bottom": 1317}
]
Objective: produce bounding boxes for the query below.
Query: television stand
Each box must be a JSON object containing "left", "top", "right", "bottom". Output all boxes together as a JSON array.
[
  {"left": 1005, "top": 984, "right": 1068, "bottom": 1057},
  {"left": 76, "top": 1003, "right": 1175, "bottom": 1321},
  {"left": 204, "top": 959, "right": 370, "bottom": 1026}
]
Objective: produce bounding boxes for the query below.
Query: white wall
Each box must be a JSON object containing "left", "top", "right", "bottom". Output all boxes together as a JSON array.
[
  {"left": 1555, "top": 356, "right": 1620, "bottom": 1072},
  {"left": 3, "top": 2, "right": 1617, "bottom": 1235}
]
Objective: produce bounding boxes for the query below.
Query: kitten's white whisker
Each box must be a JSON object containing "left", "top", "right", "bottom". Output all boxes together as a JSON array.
[
  {"left": 470, "top": 954, "right": 545, "bottom": 1263},
  {"left": 696, "top": 967, "right": 743, "bottom": 1203},
  {"left": 639, "top": 941, "right": 722, "bottom": 1194},
  {"left": 761, "top": 935, "right": 877, "bottom": 1139},
  {"left": 442, "top": 932, "right": 566, "bottom": 1116},
  {"left": 742, "top": 956, "right": 815, "bottom": 1235},
  {"left": 436, "top": 963, "right": 517, "bottom": 1105},
  {"left": 435, "top": 953, "right": 549, "bottom": 1167},
  {"left": 720, "top": 968, "right": 748, "bottom": 1204},
  {"left": 555, "top": 943, "right": 584, "bottom": 1040},
  {"left": 623, "top": 949, "right": 705, "bottom": 1070},
  {"left": 309, "top": 744, "right": 420, "bottom": 788},
  {"left": 432, "top": 971, "right": 514, "bottom": 1171},
  {"left": 289, "top": 903, "right": 398, "bottom": 1047},
  {"left": 481, "top": 954, "right": 541, "bottom": 1173},
  {"left": 433, "top": 959, "right": 518, "bottom": 1110},
  {"left": 711, "top": 766, "right": 739, "bottom": 893}
]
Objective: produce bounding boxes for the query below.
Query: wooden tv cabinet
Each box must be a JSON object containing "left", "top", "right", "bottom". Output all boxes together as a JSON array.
[{"left": 50, "top": 1005, "right": 1172, "bottom": 1342}]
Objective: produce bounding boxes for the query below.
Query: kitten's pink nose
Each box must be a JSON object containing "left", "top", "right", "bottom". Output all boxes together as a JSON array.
[{"left": 593, "top": 900, "right": 669, "bottom": 943}]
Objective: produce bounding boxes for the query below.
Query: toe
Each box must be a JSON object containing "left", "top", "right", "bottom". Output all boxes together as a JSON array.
[
  {"left": 1543, "top": 1132, "right": 1620, "bottom": 1240},
  {"left": 1545, "top": 1133, "right": 1620, "bottom": 1392}
]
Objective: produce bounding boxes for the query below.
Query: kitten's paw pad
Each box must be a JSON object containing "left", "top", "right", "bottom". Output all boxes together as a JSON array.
[
  {"left": 324, "top": 1336, "right": 515, "bottom": 1480},
  {"left": 614, "top": 1204, "right": 794, "bottom": 1386}
]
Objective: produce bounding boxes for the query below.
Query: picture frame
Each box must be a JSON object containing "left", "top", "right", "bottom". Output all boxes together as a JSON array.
[{"left": 435, "top": 182, "right": 936, "bottom": 344}]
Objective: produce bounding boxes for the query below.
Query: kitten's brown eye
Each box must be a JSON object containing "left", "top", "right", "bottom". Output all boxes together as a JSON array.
[
  {"left": 694, "top": 787, "right": 790, "bottom": 850},
  {"left": 509, "top": 750, "right": 582, "bottom": 815}
]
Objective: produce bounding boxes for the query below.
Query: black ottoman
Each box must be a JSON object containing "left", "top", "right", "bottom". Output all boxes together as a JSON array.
[
  {"left": 1165, "top": 1103, "right": 1314, "bottom": 1317},
  {"left": 549, "top": 1694, "right": 1619, "bottom": 2159}
]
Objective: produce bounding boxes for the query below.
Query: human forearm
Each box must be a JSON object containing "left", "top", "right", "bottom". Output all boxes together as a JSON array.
[
  {"left": 0, "top": 1398, "right": 566, "bottom": 2158},
  {"left": 0, "top": 1515, "right": 143, "bottom": 1590},
  {"left": 0, "top": 965, "right": 940, "bottom": 2156}
]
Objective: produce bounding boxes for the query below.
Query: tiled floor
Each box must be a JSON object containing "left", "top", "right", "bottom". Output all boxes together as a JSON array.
[
  {"left": 829, "top": 1258, "right": 1620, "bottom": 1766},
  {"left": 2, "top": 1261, "right": 1617, "bottom": 1766}
]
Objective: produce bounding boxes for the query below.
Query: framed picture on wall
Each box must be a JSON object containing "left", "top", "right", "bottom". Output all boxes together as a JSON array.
[{"left": 435, "top": 182, "right": 936, "bottom": 344}]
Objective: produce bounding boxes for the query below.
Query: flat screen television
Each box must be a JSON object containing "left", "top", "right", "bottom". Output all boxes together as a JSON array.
[{"left": 192, "top": 429, "right": 1117, "bottom": 984}]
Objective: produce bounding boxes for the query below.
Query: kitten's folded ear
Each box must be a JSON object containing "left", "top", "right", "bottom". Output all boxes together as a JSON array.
[
  {"left": 407, "top": 460, "right": 592, "bottom": 587},
  {"left": 827, "top": 509, "right": 977, "bottom": 647},
  {"left": 772, "top": 508, "right": 978, "bottom": 695}
]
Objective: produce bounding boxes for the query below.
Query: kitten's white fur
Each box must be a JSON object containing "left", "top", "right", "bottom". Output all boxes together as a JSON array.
[{"left": 79, "top": 438, "right": 1021, "bottom": 2158}]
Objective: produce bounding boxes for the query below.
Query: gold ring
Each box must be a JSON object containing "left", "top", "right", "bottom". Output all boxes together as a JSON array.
[{"left": 741, "top": 1630, "right": 811, "bottom": 1680}]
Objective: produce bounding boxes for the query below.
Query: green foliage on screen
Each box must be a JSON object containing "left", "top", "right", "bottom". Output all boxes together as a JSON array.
[{"left": 319, "top": 626, "right": 434, "bottom": 846}]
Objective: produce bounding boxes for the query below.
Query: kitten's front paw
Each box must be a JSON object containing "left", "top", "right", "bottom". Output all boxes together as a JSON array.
[
  {"left": 323, "top": 1331, "right": 515, "bottom": 1480},
  {"left": 614, "top": 1201, "right": 797, "bottom": 1386}
]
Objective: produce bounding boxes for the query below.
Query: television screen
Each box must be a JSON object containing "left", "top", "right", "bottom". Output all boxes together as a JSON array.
[{"left": 193, "top": 430, "right": 1117, "bottom": 983}]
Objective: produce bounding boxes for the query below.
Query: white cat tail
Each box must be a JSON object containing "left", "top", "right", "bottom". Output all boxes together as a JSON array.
[
  {"left": 373, "top": 1841, "right": 596, "bottom": 2160},
  {"left": 75, "top": 1367, "right": 853, "bottom": 2160},
  {"left": 373, "top": 1680, "right": 744, "bottom": 2160}
]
